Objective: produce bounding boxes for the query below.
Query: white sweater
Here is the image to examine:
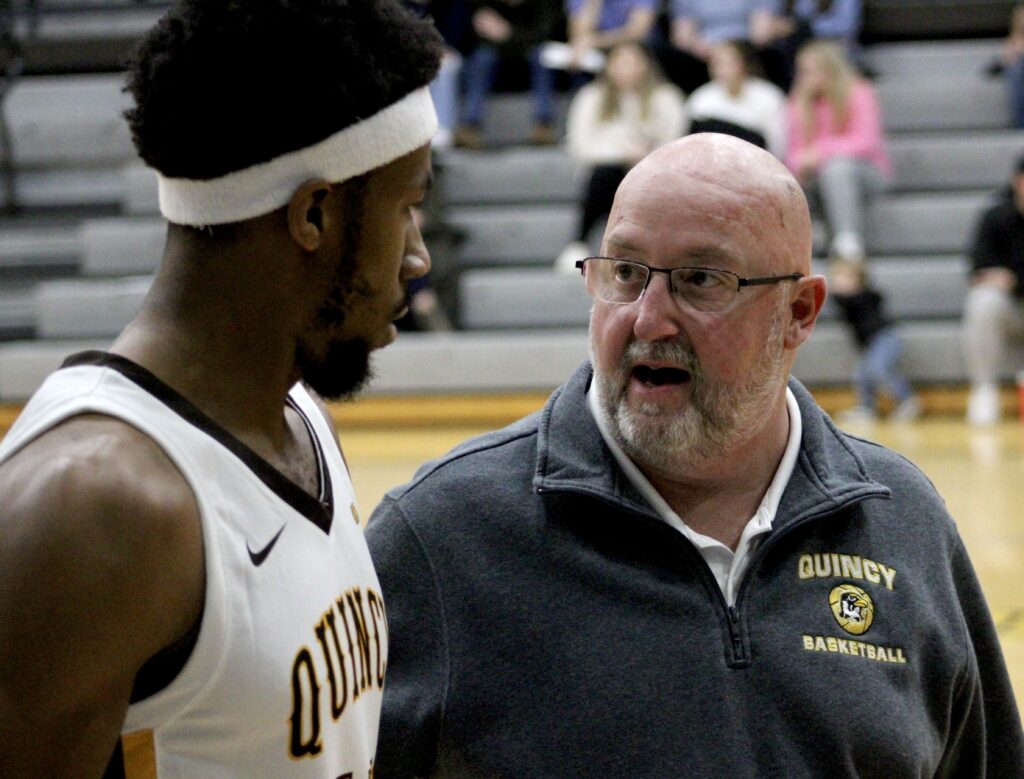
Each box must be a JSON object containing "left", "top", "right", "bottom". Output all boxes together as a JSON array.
[
  {"left": 566, "top": 82, "right": 688, "bottom": 166},
  {"left": 685, "top": 78, "right": 786, "bottom": 160}
]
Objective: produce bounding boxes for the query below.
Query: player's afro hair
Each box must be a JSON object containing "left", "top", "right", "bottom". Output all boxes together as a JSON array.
[{"left": 124, "top": 0, "right": 444, "bottom": 179}]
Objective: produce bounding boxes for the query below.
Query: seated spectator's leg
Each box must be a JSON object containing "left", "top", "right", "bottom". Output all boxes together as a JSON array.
[
  {"left": 963, "top": 284, "right": 1024, "bottom": 386},
  {"left": 430, "top": 50, "right": 463, "bottom": 148},
  {"left": 817, "top": 156, "right": 885, "bottom": 260},
  {"left": 853, "top": 353, "right": 877, "bottom": 412},
  {"left": 869, "top": 329, "right": 913, "bottom": 404},
  {"left": 578, "top": 165, "right": 629, "bottom": 243},
  {"left": 528, "top": 45, "right": 558, "bottom": 143},
  {"left": 649, "top": 26, "right": 709, "bottom": 95},
  {"left": 459, "top": 44, "right": 500, "bottom": 137},
  {"left": 1005, "top": 56, "right": 1024, "bottom": 129},
  {"left": 962, "top": 284, "right": 1024, "bottom": 422}
]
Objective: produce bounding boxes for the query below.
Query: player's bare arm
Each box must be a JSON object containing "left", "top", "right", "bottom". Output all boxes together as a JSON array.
[{"left": 0, "top": 416, "right": 203, "bottom": 778}]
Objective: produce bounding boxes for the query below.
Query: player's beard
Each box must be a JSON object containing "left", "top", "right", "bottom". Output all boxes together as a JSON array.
[{"left": 592, "top": 302, "right": 788, "bottom": 474}]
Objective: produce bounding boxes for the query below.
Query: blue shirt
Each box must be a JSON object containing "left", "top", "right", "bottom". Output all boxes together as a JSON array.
[
  {"left": 669, "top": 0, "right": 773, "bottom": 42},
  {"left": 781, "top": 0, "right": 861, "bottom": 42},
  {"left": 566, "top": 0, "right": 657, "bottom": 32}
]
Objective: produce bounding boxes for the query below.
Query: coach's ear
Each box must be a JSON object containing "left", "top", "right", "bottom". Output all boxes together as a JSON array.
[{"left": 287, "top": 179, "right": 332, "bottom": 251}]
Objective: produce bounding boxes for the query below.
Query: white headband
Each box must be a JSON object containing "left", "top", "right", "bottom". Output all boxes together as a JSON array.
[{"left": 157, "top": 86, "right": 438, "bottom": 226}]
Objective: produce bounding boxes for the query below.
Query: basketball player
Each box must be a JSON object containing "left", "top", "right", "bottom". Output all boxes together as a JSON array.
[{"left": 0, "top": 1, "right": 442, "bottom": 776}]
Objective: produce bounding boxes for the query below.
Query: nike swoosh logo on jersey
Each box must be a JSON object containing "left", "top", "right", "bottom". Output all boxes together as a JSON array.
[{"left": 247, "top": 524, "right": 286, "bottom": 566}]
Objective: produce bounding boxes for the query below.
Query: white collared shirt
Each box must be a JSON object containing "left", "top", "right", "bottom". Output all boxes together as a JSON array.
[{"left": 587, "top": 385, "right": 803, "bottom": 606}]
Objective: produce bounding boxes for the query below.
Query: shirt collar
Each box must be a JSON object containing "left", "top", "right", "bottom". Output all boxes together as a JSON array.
[{"left": 586, "top": 383, "right": 803, "bottom": 544}]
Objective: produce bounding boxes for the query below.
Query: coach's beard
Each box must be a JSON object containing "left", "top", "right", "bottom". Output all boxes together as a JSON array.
[{"left": 592, "top": 314, "right": 786, "bottom": 474}]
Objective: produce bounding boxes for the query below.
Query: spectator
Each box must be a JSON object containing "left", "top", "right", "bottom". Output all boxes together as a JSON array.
[
  {"left": 686, "top": 39, "right": 786, "bottom": 157},
  {"left": 406, "top": 0, "right": 475, "bottom": 149},
  {"left": 751, "top": 0, "right": 863, "bottom": 89},
  {"left": 657, "top": 0, "right": 785, "bottom": 94},
  {"left": 830, "top": 259, "right": 920, "bottom": 423},
  {"left": 555, "top": 42, "right": 686, "bottom": 271},
  {"left": 560, "top": 0, "right": 658, "bottom": 78},
  {"left": 961, "top": 155, "right": 1024, "bottom": 425},
  {"left": 454, "top": 0, "right": 564, "bottom": 148},
  {"left": 785, "top": 39, "right": 889, "bottom": 263},
  {"left": 990, "top": 2, "right": 1024, "bottom": 129}
]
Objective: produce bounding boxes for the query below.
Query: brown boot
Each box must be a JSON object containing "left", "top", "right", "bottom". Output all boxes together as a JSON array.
[
  {"left": 454, "top": 126, "right": 484, "bottom": 150},
  {"left": 529, "top": 123, "right": 558, "bottom": 146}
]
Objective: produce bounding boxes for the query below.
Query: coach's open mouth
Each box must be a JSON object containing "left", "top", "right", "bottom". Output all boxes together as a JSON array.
[{"left": 633, "top": 364, "right": 691, "bottom": 386}]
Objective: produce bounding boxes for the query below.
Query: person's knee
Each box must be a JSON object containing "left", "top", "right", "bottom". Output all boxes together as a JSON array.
[
  {"left": 964, "top": 284, "right": 1014, "bottom": 329},
  {"left": 818, "top": 156, "right": 859, "bottom": 187}
]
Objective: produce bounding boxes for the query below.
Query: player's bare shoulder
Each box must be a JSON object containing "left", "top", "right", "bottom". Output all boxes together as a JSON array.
[
  {"left": 0, "top": 413, "right": 204, "bottom": 647},
  {"left": 0, "top": 414, "right": 205, "bottom": 776}
]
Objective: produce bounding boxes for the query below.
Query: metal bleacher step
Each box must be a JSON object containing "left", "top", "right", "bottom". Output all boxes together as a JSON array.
[
  {"left": 888, "top": 131, "right": 1024, "bottom": 192},
  {"left": 78, "top": 216, "right": 166, "bottom": 276},
  {"left": 876, "top": 76, "right": 1009, "bottom": 132},
  {"left": 4, "top": 74, "right": 135, "bottom": 166},
  {"left": 866, "top": 191, "right": 991, "bottom": 254},
  {"left": 33, "top": 275, "right": 152, "bottom": 339},
  {"left": 863, "top": 38, "right": 1002, "bottom": 79},
  {"left": 450, "top": 204, "right": 576, "bottom": 267},
  {"left": 0, "top": 168, "right": 130, "bottom": 211},
  {"left": 0, "top": 221, "right": 80, "bottom": 277},
  {"left": 0, "top": 283, "right": 38, "bottom": 341},
  {"left": 443, "top": 147, "right": 579, "bottom": 207}
]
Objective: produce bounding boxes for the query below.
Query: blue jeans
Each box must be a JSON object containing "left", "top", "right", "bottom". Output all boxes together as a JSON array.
[
  {"left": 460, "top": 43, "right": 555, "bottom": 127},
  {"left": 855, "top": 328, "right": 912, "bottom": 410},
  {"left": 430, "top": 51, "right": 462, "bottom": 134},
  {"left": 1006, "top": 57, "right": 1024, "bottom": 129}
]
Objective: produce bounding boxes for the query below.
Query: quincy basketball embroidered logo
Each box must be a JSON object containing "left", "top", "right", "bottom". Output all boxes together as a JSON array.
[{"left": 829, "top": 584, "right": 874, "bottom": 635}]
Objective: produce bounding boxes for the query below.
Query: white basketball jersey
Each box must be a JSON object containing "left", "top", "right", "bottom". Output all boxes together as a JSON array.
[{"left": 0, "top": 352, "right": 387, "bottom": 778}]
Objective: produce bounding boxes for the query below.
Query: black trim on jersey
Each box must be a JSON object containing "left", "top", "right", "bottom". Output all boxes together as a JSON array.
[
  {"left": 61, "top": 350, "right": 334, "bottom": 534},
  {"left": 103, "top": 739, "right": 125, "bottom": 779},
  {"left": 287, "top": 396, "right": 335, "bottom": 515}
]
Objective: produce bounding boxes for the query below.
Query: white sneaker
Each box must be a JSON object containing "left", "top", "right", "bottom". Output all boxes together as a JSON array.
[
  {"left": 555, "top": 241, "right": 590, "bottom": 274},
  {"left": 967, "top": 383, "right": 1000, "bottom": 426},
  {"left": 837, "top": 406, "right": 877, "bottom": 425},
  {"left": 539, "top": 41, "right": 606, "bottom": 73},
  {"left": 831, "top": 232, "right": 864, "bottom": 262},
  {"left": 891, "top": 396, "right": 922, "bottom": 421}
]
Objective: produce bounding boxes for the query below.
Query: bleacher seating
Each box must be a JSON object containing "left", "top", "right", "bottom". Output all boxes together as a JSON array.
[{"left": 2, "top": 1, "right": 1024, "bottom": 402}]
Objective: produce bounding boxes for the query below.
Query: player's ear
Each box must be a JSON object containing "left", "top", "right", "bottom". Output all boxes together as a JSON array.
[{"left": 287, "top": 179, "right": 332, "bottom": 251}]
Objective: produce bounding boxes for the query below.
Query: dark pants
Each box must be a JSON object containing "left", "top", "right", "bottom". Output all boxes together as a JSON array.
[{"left": 578, "top": 164, "right": 629, "bottom": 243}]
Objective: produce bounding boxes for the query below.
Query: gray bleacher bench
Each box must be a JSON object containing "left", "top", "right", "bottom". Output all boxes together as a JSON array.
[
  {"left": 2, "top": 73, "right": 140, "bottom": 209},
  {"left": 888, "top": 131, "right": 1024, "bottom": 192},
  {"left": 4, "top": 74, "right": 134, "bottom": 165},
  {"left": 864, "top": 39, "right": 1002, "bottom": 79},
  {"left": 866, "top": 191, "right": 991, "bottom": 254},
  {"left": 0, "top": 338, "right": 109, "bottom": 402},
  {"left": 876, "top": 77, "right": 1009, "bottom": 133},
  {"left": 443, "top": 147, "right": 579, "bottom": 207},
  {"left": 33, "top": 274, "right": 152, "bottom": 339},
  {"left": 78, "top": 216, "right": 165, "bottom": 276},
  {"left": 0, "top": 222, "right": 79, "bottom": 276},
  {"left": 450, "top": 204, "right": 576, "bottom": 267}
]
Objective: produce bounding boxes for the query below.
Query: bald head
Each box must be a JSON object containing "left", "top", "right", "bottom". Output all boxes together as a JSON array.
[{"left": 608, "top": 133, "right": 813, "bottom": 275}]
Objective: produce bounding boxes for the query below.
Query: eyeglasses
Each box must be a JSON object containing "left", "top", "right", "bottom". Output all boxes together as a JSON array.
[{"left": 576, "top": 257, "right": 803, "bottom": 313}]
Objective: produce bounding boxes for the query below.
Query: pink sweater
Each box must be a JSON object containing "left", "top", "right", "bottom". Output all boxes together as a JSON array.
[{"left": 785, "top": 80, "right": 891, "bottom": 177}]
